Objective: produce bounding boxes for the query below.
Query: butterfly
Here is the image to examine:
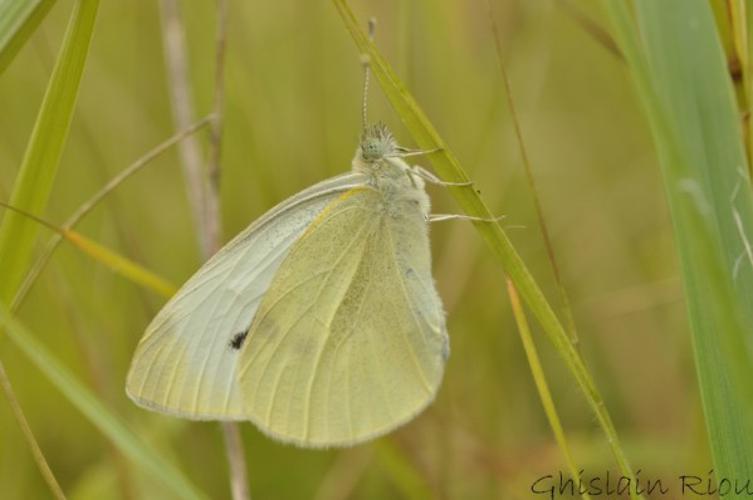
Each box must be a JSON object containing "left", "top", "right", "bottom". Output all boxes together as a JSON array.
[{"left": 126, "top": 123, "right": 450, "bottom": 447}]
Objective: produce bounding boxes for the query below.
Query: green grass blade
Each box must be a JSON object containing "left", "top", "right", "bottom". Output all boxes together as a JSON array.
[
  {"left": 606, "top": 0, "right": 753, "bottom": 483},
  {"left": 0, "top": 0, "right": 55, "bottom": 74},
  {"left": 0, "top": 305, "right": 209, "bottom": 500},
  {"left": 331, "top": 1, "right": 642, "bottom": 497},
  {"left": 0, "top": 1, "right": 98, "bottom": 496},
  {"left": 0, "top": 0, "right": 98, "bottom": 305}
]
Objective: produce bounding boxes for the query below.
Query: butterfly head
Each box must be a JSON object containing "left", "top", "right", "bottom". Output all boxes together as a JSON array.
[{"left": 359, "top": 123, "right": 397, "bottom": 163}]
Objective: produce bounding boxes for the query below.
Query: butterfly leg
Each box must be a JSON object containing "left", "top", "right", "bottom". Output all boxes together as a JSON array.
[
  {"left": 393, "top": 146, "right": 442, "bottom": 157},
  {"left": 428, "top": 213, "right": 506, "bottom": 223},
  {"left": 412, "top": 165, "right": 473, "bottom": 187}
]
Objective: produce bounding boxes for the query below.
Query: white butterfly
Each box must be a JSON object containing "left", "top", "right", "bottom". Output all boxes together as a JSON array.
[{"left": 126, "top": 123, "right": 449, "bottom": 447}]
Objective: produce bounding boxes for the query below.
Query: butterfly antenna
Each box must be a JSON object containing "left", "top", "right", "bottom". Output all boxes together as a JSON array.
[{"left": 361, "top": 17, "right": 377, "bottom": 133}]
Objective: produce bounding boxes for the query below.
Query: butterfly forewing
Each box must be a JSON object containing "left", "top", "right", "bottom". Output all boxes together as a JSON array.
[
  {"left": 237, "top": 184, "right": 448, "bottom": 446},
  {"left": 126, "top": 173, "right": 369, "bottom": 419}
]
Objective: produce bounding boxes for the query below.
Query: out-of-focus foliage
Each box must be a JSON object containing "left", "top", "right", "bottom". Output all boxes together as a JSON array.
[
  {"left": 607, "top": 0, "right": 753, "bottom": 489},
  {"left": 0, "top": 1, "right": 714, "bottom": 498}
]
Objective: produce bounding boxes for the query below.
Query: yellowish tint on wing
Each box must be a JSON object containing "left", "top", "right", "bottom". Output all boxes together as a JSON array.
[
  {"left": 126, "top": 173, "right": 368, "bottom": 419},
  {"left": 238, "top": 187, "right": 448, "bottom": 447}
]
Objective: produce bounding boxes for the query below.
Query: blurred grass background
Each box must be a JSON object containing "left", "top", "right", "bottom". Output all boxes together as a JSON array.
[{"left": 0, "top": 0, "right": 716, "bottom": 498}]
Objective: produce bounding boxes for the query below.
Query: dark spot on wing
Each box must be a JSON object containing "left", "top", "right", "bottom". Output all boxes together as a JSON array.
[{"left": 229, "top": 331, "right": 249, "bottom": 350}]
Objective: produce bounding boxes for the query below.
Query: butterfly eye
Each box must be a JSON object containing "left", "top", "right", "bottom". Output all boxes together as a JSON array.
[{"left": 361, "top": 140, "right": 381, "bottom": 161}]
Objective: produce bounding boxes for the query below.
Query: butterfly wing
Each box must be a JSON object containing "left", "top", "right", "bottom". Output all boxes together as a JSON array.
[
  {"left": 237, "top": 185, "right": 448, "bottom": 446},
  {"left": 126, "top": 172, "right": 369, "bottom": 419}
]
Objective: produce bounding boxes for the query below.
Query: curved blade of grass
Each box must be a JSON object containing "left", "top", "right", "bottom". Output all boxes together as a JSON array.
[
  {"left": 0, "top": 0, "right": 99, "bottom": 306},
  {"left": 10, "top": 117, "right": 211, "bottom": 310},
  {"left": 0, "top": 306, "right": 208, "bottom": 500},
  {"left": 506, "top": 280, "right": 590, "bottom": 500},
  {"left": 0, "top": 2, "right": 98, "bottom": 496},
  {"left": 0, "top": 0, "right": 55, "bottom": 74},
  {"left": 606, "top": 0, "right": 753, "bottom": 484},
  {"left": 331, "top": 1, "right": 641, "bottom": 497},
  {"left": 0, "top": 362, "right": 65, "bottom": 499},
  {"left": 0, "top": 202, "right": 177, "bottom": 298}
]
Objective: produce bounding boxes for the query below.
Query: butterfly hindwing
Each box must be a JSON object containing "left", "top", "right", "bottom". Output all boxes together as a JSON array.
[{"left": 237, "top": 183, "right": 448, "bottom": 446}]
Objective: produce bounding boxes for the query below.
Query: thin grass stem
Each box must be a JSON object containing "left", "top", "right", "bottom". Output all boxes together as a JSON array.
[
  {"left": 0, "top": 361, "right": 66, "bottom": 499},
  {"left": 506, "top": 280, "right": 590, "bottom": 500},
  {"left": 11, "top": 117, "right": 212, "bottom": 311},
  {"left": 159, "top": 0, "right": 249, "bottom": 497},
  {"left": 486, "top": 0, "right": 579, "bottom": 347},
  {"left": 159, "top": 0, "right": 213, "bottom": 258}
]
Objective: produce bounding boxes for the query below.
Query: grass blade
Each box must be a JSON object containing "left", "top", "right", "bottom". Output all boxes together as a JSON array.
[
  {"left": 331, "top": 1, "right": 642, "bottom": 497},
  {"left": 0, "top": 202, "right": 177, "bottom": 298},
  {"left": 0, "top": 0, "right": 99, "bottom": 305},
  {"left": 606, "top": 0, "right": 753, "bottom": 483},
  {"left": 10, "top": 117, "right": 211, "bottom": 310},
  {"left": 506, "top": 280, "right": 590, "bottom": 500},
  {"left": 0, "top": 0, "right": 55, "bottom": 74},
  {"left": 64, "top": 231, "right": 177, "bottom": 298},
  {"left": 0, "top": 306, "right": 208, "bottom": 500},
  {"left": 487, "top": 0, "right": 578, "bottom": 345},
  {"left": 0, "top": 1, "right": 98, "bottom": 496},
  {"left": 0, "top": 362, "right": 65, "bottom": 499}
]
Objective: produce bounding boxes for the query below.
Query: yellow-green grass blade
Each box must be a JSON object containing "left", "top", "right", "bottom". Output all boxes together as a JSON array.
[
  {"left": 64, "top": 231, "right": 177, "bottom": 298},
  {"left": 11, "top": 117, "right": 211, "bottom": 311},
  {"left": 0, "top": 306, "right": 208, "bottom": 500},
  {"left": 0, "top": 0, "right": 55, "bottom": 74},
  {"left": 0, "top": 201, "right": 177, "bottom": 298},
  {"left": 331, "top": 1, "right": 642, "bottom": 497},
  {"left": 0, "top": 0, "right": 98, "bottom": 305},
  {"left": 506, "top": 280, "right": 590, "bottom": 500},
  {"left": 606, "top": 0, "right": 753, "bottom": 484}
]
